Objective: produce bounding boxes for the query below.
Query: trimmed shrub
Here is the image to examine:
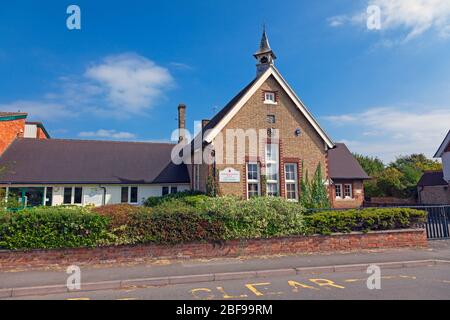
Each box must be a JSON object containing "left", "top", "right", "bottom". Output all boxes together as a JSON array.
[
  {"left": 144, "top": 191, "right": 207, "bottom": 208},
  {"left": 304, "top": 208, "right": 427, "bottom": 235},
  {"left": 203, "top": 196, "right": 307, "bottom": 240},
  {"left": 0, "top": 206, "right": 110, "bottom": 250}
]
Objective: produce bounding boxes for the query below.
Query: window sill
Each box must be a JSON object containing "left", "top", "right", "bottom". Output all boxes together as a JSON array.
[
  {"left": 264, "top": 101, "right": 278, "bottom": 105},
  {"left": 335, "top": 197, "right": 355, "bottom": 201}
]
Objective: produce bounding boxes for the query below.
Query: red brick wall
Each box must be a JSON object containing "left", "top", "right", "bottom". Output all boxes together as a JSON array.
[
  {"left": 0, "top": 229, "right": 427, "bottom": 271},
  {"left": 330, "top": 180, "right": 365, "bottom": 208},
  {"left": 36, "top": 127, "right": 48, "bottom": 140},
  {"left": 0, "top": 119, "right": 25, "bottom": 155}
]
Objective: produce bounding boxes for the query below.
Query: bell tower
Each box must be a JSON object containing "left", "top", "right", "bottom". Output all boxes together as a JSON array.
[{"left": 254, "top": 27, "right": 277, "bottom": 76}]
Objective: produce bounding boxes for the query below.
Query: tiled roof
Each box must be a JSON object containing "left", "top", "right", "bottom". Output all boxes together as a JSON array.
[
  {"left": 0, "top": 138, "right": 190, "bottom": 185},
  {"left": 327, "top": 143, "right": 370, "bottom": 180},
  {"left": 417, "top": 171, "right": 448, "bottom": 187}
]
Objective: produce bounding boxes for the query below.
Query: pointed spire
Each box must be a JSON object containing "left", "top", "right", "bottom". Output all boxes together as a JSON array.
[
  {"left": 254, "top": 26, "right": 277, "bottom": 76},
  {"left": 257, "top": 24, "right": 272, "bottom": 54}
]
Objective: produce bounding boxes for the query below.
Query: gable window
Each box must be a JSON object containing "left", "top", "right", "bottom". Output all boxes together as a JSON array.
[
  {"left": 247, "top": 163, "right": 260, "bottom": 198},
  {"left": 344, "top": 184, "right": 353, "bottom": 199},
  {"left": 64, "top": 187, "right": 83, "bottom": 205},
  {"left": 121, "top": 186, "right": 139, "bottom": 204},
  {"left": 264, "top": 91, "right": 276, "bottom": 104},
  {"left": 335, "top": 184, "right": 342, "bottom": 199},
  {"left": 285, "top": 163, "right": 298, "bottom": 201},
  {"left": 265, "top": 144, "right": 279, "bottom": 196},
  {"left": 267, "top": 115, "right": 276, "bottom": 124}
]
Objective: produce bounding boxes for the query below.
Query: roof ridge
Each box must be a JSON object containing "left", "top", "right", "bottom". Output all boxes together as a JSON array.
[{"left": 18, "top": 137, "right": 176, "bottom": 146}]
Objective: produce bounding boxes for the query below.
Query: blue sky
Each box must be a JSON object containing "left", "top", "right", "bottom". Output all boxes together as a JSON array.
[{"left": 1, "top": 0, "right": 450, "bottom": 162}]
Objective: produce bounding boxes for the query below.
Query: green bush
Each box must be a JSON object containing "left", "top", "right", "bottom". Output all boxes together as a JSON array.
[
  {"left": 203, "top": 196, "right": 307, "bottom": 240},
  {"left": 304, "top": 208, "right": 427, "bottom": 235},
  {"left": 0, "top": 206, "right": 110, "bottom": 250},
  {"left": 144, "top": 190, "right": 206, "bottom": 207}
]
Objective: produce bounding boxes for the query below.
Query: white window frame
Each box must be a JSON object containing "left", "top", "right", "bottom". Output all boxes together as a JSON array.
[
  {"left": 265, "top": 144, "right": 279, "bottom": 197},
  {"left": 162, "top": 186, "right": 179, "bottom": 196},
  {"left": 121, "top": 186, "right": 139, "bottom": 204},
  {"left": 284, "top": 163, "right": 298, "bottom": 201},
  {"left": 63, "top": 186, "right": 83, "bottom": 205},
  {"left": 335, "top": 184, "right": 343, "bottom": 199},
  {"left": 264, "top": 91, "right": 277, "bottom": 105},
  {"left": 344, "top": 184, "right": 353, "bottom": 199},
  {"left": 246, "top": 162, "right": 260, "bottom": 199}
]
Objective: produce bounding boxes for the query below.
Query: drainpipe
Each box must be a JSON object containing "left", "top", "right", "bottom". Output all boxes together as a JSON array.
[{"left": 99, "top": 185, "right": 107, "bottom": 206}]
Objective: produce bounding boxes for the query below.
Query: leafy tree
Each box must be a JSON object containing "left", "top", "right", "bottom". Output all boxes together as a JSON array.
[{"left": 353, "top": 153, "right": 385, "bottom": 176}]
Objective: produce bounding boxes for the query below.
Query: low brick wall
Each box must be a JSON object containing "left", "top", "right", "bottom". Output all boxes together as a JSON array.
[{"left": 0, "top": 229, "right": 427, "bottom": 271}]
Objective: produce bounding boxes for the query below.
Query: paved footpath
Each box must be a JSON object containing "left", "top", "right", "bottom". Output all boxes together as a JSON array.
[{"left": 1, "top": 240, "right": 450, "bottom": 299}]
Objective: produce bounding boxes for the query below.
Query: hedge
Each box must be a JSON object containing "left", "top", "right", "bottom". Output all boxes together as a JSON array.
[
  {"left": 304, "top": 208, "right": 427, "bottom": 235},
  {"left": 0, "top": 197, "right": 428, "bottom": 250},
  {"left": 0, "top": 206, "right": 110, "bottom": 249}
]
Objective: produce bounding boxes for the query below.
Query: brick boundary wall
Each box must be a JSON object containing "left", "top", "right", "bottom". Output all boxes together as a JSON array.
[{"left": 0, "top": 229, "right": 427, "bottom": 271}]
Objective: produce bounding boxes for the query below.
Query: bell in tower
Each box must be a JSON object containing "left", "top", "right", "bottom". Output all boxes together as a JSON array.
[{"left": 254, "top": 27, "right": 277, "bottom": 76}]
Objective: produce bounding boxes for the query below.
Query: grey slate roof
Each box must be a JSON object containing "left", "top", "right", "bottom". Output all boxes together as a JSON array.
[
  {"left": 202, "top": 78, "right": 258, "bottom": 133},
  {"left": 327, "top": 143, "right": 370, "bottom": 180},
  {"left": 0, "top": 138, "right": 190, "bottom": 185},
  {"left": 417, "top": 171, "right": 448, "bottom": 187}
]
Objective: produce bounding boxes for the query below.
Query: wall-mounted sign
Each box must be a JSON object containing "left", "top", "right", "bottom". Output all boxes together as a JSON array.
[{"left": 219, "top": 168, "right": 241, "bottom": 183}]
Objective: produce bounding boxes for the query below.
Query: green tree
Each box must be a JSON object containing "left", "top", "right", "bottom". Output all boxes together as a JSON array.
[
  {"left": 353, "top": 153, "right": 385, "bottom": 176},
  {"left": 300, "top": 163, "right": 330, "bottom": 209}
]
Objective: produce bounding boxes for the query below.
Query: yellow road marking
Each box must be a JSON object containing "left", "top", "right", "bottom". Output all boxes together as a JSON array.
[
  {"left": 116, "top": 298, "right": 138, "bottom": 300},
  {"left": 216, "top": 286, "right": 248, "bottom": 299},
  {"left": 344, "top": 275, "right": 416, "bottom": 282},
  {"left": 66, "top": 297, "right": 91, "bottom": 300},
  {"left": 288, "top": 280, "right": 319, "bottom": 292},
  {"left": 309, "top": 279, "right": 345, "bottom": 289},
  {"left": 190, "top": 288, "right": 215, "bottom": 300},
  {"left": 245, "top": 283, "right": 271, "bottom": 296}
]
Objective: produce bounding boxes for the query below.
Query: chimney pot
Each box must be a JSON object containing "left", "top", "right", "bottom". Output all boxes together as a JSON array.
[{"left": 178, "top": 104, "right": 186, "bottom": 143}]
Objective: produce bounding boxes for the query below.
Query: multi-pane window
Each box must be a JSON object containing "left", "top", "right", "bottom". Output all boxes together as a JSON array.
[
  {"left": 162, "top": 186, "right": 179, "bottom": 196},
  {"left": 335, "top": 184, "right": 342, "bottom": 199},
  {"left": 121, "top": 186, "right": 139, "bottom": 204},
  {"left": 247, "top": 163, "right": 260, "bottom": 198},
  {"left": 344, "top": 184, "right": 353, "bottom": 199},
  {"left": 265, "top": 144, "right": 279, "bottom": 196},
  {"left": 264, "top": 91, "right": 276, "bottom": 104},
  {"left": 285, "top": 163, "right": 298, "bottom": 201},
  {"left": 63, "top": 187, "right": 83, "bottom": 205}
]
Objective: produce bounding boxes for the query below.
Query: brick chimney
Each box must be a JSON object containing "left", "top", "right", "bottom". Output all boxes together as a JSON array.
[
  {"left": 201, "top": 119, "right": 210, "bottom": 130},
  {"left": 178, "top": 104, "right": 186, "bottom": 143},
  {"left": 0, "top": 112, "right": 27, "bottom": 155}
]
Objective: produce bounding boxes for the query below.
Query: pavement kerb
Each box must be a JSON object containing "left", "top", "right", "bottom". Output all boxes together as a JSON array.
[{"left": 2, "top": 259, "right": 449, "bottom": 298}]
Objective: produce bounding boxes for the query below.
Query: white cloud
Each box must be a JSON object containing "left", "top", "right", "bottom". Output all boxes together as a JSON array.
[
  {"left": 0, "top": 100, "right": 73, "bottom": 121},
  {"left": 78, "top": 129, "right": 136, "bottom": 140},
  {"left": 324, "top": 106, "right": 450, "bottom": 162},
  {"left": 85, "top": 53, "right": 174, "bottom": 113},
  {"left": 0, "top": 53, "right": 174, "bottom": 122},
  {"left": 329, "top": 0, "right": 450, "bottom": 42}
]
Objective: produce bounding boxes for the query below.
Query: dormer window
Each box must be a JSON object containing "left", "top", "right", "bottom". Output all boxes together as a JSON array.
[{"left": 264, "top": 91, "right": 277, "bottom": 104}]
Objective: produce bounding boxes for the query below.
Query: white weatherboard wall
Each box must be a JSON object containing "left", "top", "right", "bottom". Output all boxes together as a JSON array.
[
  {"left": 443, "top": 152, "right": 450, "bottom": 183},
  {"left": 50, "top": 185, "right": 191, "bottom": 206}
]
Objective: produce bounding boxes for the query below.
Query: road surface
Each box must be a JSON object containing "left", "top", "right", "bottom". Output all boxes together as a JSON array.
[{"left": 5, "top": 264, "right": 450, "bottom": 300}]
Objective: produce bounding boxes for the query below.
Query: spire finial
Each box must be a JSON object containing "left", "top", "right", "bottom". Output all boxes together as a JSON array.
[{"left": 254, "top": 25, "right": 277, "bottom": 76}]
